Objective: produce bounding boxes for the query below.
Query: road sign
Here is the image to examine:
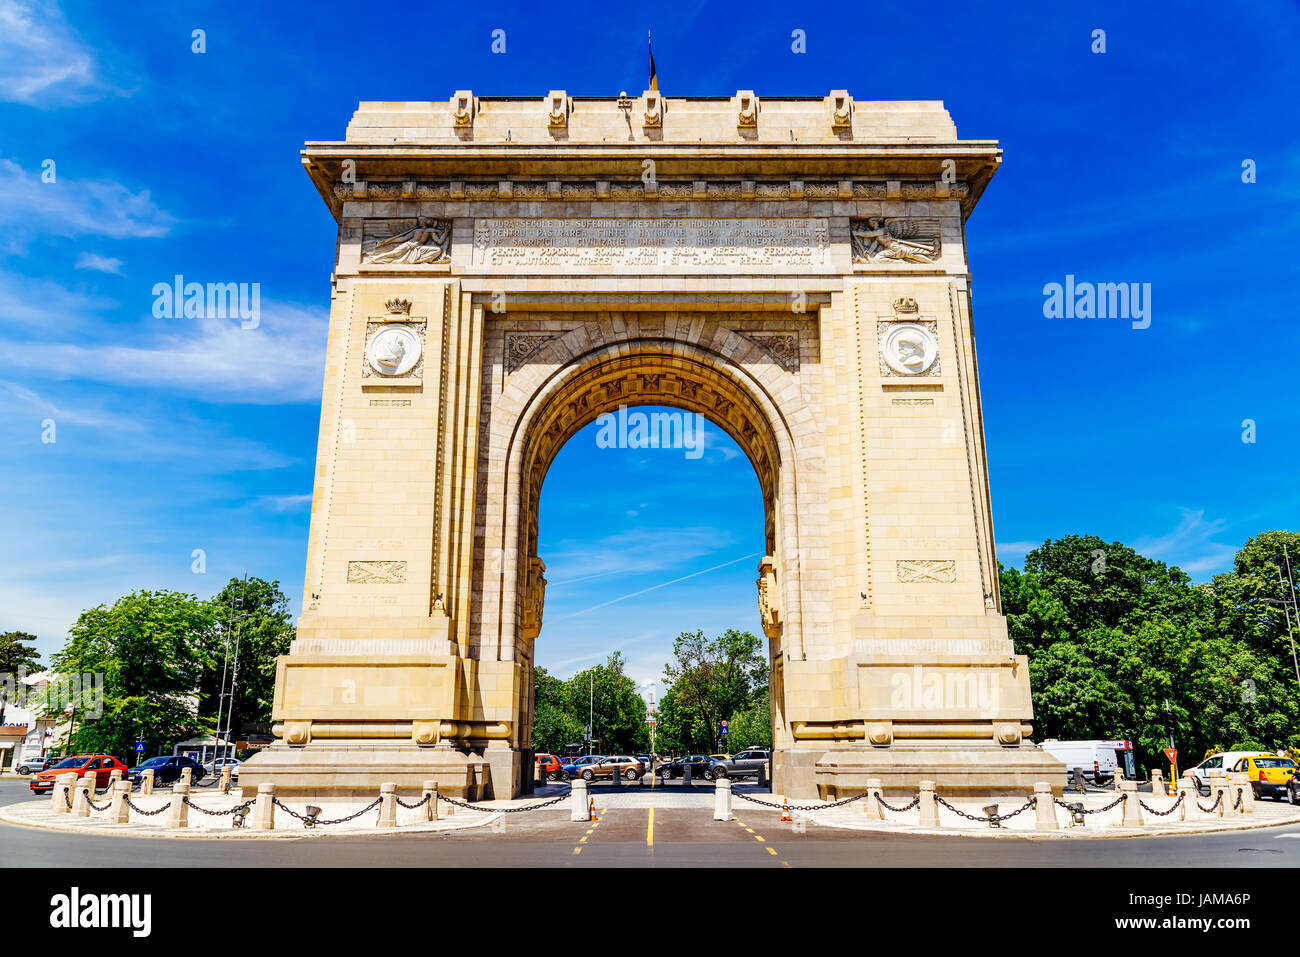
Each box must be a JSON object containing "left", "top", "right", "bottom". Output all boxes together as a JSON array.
[
  {"left": 720, "top": 720, "right": 729, "bottom": 736},
  {"left": 1164, "top": 748, "right": 1177, "bottom": 763},
  {"left": 647, "top": 718, "right": 657, "bottom": 727},
  {"left": 134, "top": 741, "right": 144, "bottom": 752}
]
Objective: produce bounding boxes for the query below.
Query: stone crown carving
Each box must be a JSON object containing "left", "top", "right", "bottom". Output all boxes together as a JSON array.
[
  {"left": 386, "top": 298, "right": 412, "bottom": 314},
  {"left": 893, "top": 297, "right": 919, "bottom": 314},
  {"left": 642, "top": 90, "right": 662, "bottom": 129}
]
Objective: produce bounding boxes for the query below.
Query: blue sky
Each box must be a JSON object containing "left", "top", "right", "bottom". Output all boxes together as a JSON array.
[{"left": 1, "top": 0, "right": 1297, "bottom": 697}]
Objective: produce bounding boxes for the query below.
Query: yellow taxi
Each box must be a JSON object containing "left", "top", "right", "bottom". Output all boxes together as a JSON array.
[{"left": 1228, "top": 754, "right": 1297, "bottom": 801}]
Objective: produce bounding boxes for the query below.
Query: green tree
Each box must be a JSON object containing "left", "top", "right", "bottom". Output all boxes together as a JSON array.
[
  {"left": 0, "top": 631, "right": 41, "bottom": 725},
  {"left": 661, "top": 629, "right": 765, "bottom": 754},
  {"left": 195, "top": 577, "right": 295, "bottom": 731},
  {"left": 53, "top": 590, "right": 215, "bottom": 758},
  {"left": 530, "top": 667, "right": 585, "bottom": 754},
  {"left": 543, "top": 650, "right": 650, "bottom": 754}
]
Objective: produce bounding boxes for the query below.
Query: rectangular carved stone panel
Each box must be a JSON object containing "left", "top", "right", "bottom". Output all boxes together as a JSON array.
[
  {"left": 896, "top": 559, "right": 957, "bottom": 583},
  {"left": 347, "top": 560, "right": 407, "bottom": 584}
]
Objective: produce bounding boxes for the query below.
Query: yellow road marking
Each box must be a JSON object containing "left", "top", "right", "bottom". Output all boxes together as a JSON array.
[
  {"left": 579, "top": 835, "right": 588, "bottom": 843},
  {"left": 766, "top": 847, "right": 778, "bottom": 856},
  {"left": 647, "top": 806, "right": 654, "bottom": 846},
  {"left": 754, "top": 835, "right": 766, "bottom": 842},
  {"left": 573, "top": 847, "right": 582, "bottom": 855},
  {"left": 745, "top": 827, "right": 754, "bottom": 833}
]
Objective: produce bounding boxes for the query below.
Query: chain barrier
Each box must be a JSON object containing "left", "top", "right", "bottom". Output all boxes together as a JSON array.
[
  {"left": 732, "top": 790, "right": 868, "bottom": 811},
  {"left": 1139, "top": 792, "right": 1185, "bottom": 816},
  {"left": 85, "top": 794, "right": 114, "bottom": 812},
  {"left": 875, "top": 794, "right": 921, "bottom": 813},
  {"left": 192, "top": 777, "right": 223, "bottom": 789},
  {"left": 272, "top": 796, "right": 382, "bottom": 826},
  {"left": 123, "top": 795, "right": 170, "bottom": 817},
  {"left": 935, "top": 795, "right": 1035, "bottom": 824},
  {"left": 395, "top": 794, "right": 432, "bottom": 810},
  {"left": 63, "top": 786, "right": 73, "bottom": 809},
  {"left": 1054, "top": 793, "right": 1127, "bottom": 815},
  {"left": 438, "top": 789, "right": 572, "bottom": 813},
  {"left": 1196, "top": 790, "right": 1224, "bottom": 814},
  {"left": 182, "top": 796, "right": 255, "bottom": 817},
  {"left": 1233, "top": 787, "right": 1244, "bottom": 811}
]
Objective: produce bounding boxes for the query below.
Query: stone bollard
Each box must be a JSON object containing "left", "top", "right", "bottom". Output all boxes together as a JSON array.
[
  {"left": 1175, "top": 777, "right": 1196, "bottom": 821},
  {"left": 378, "top": 782, "right": 397, "bottom": 827},
  {"left": 918, "top": 780, "right": 939, "bottom": 828},
  {"left": 1233, "top": 773, "right": 1255, "bottom": 815},
  {"left": 220, "top": 767, "right": 232, "bottom": 793},
  {"left": 251, "top": 783, "right": 276, "bottom": 830},
  {"left": 759, "top": 761, "right": 769, "bottom": 788},
  {"left": 109, "top": 781, "right": 131, "bottom": 824},
  {"left": 1033, "top": 782, "right": 1058, "bottom": 830},
  {"left": 166, "top": 781, "right": 189, "bottom": 829},
  {"left": 1228, "top": 773, "right": 1251, "bottom": 816},
  {"left": 108, "top": 769, "right": 122, "bottom": 790},
  {"left": 422, "top": 780, "right": 437, "bottom": 822},
  {"left": 613, "top": 764, "right": 623, "bottom": 789},
  {"left": 1118, "top": 779, "right": 1143, "bottom": 827},
  {"left": 1151, "top": 768, "right": 1164, "bottom": 796},
  {"left": 72, "top": 777, "right": 93, "bottom": 818},
  {"left": 1210, "top": 777, "right": 1229, "bottom": 817},
  {"left": 713, "top": 776, "right": 733, "bottom": 821},
  {"left": 141, "top": 769, "right": 154, "bottom": 795},
  {"left": 570, "top": 777, "right": 590, "bottom": 822},
  {"left": 52, "top": 772, "right": 77, "bottom": 813},
  {"left": 863, "top": 778, "right": 884, "bottom": 820},
  {"left": 179, "top": 766, "right": 192, "bottom": 787}
]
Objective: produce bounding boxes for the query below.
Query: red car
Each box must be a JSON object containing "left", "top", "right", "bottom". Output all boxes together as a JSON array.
[
  {"left": 29, "top": 754, "right": 129, "bottom": 794},
  {"left": 535, "top": 753, "right": 563, "bottom": 781}
]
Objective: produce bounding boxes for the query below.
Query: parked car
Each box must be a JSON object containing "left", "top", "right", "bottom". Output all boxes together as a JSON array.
[
  {"left": 577, "top": 755, "right": 643, "bottom": 781},
  {"left": 535, "top": 753, "right": 563, "bottom": 781},
  {"left": 203, "top": 757, "right": 241, "bottom": 781},
  {"left": 1188, "top": 751, "right": 1267, "bottom": 796},
  {"left": 15, "top": 755, "right": 55, "bottom": 775},
  {"left": 126, "top": 755, "right": 207, "bottom": 788},
  {"left": 1228, "top": 755, "right": 1296, "bottom": 801},
  {"left": 657, "top": 755, "right": 718, "bottom": 781},
  {"left": 560, "top": 755, "right": 606, "bottom": 781},
  {"left": 635, "top": 754, "right": 656, "bottom": 772},
  {"left": 710, "top": 748, "right": 771, "bottom": 779},
  {"left": 29, "top": 754, "right": 130, "bottom": 794}
]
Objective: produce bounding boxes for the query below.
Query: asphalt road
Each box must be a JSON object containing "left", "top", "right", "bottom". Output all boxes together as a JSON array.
[{"left": 3, "top": 776, "right": 1299, "bottom": 867}]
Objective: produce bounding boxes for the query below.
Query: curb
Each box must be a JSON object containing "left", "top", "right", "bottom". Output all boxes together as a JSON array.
[
  {"left": 0, "top": 802, "right": 504, "bottom": 840},
  {"left": 793, "top": 809, "right": 1300, "bottom": 840}
]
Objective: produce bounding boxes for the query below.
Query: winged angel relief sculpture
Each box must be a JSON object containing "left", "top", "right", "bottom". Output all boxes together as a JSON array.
[
  {"left": 850, "top": 217, "right": 941, "bottom": 264},
  {"left": 363, "top": 218, "right": 452, "bottom": 264}
]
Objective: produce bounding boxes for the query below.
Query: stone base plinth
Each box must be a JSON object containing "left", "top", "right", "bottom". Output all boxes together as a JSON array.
[
  {"left": 237, "top": 745, "right": 490, "bottom": 799},
  {"left": 807, "top": 744, "right": 1068, "bottom": 798}
]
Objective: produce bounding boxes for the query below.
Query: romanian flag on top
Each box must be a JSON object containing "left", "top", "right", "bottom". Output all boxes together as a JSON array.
[{"left": 648, "top": 31, "right": 657, "bottom": 91}]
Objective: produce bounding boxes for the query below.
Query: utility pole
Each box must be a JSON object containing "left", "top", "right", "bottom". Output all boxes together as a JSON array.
[
  {"left": 1284, "top": 546, "right": 1300, "bottom": 689},
  {"left": 214, "top": 575, "right": 249, "bottom": 769},
  {"left": 588, "top": 673, "right": 594, "bottom": 756}
]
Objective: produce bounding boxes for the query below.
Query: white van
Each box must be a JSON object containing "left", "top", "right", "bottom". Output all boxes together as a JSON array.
[{"left": 1040, "top": 740, "right": 1124, "bottom": 782}]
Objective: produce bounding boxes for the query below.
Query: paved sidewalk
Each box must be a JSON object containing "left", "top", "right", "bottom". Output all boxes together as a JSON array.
[
  {"left": 752, "top": 791, "right": 1300, "bottom": 839},
  {"left": 0, "top": 791, "right": 505, "bottom": 839}
]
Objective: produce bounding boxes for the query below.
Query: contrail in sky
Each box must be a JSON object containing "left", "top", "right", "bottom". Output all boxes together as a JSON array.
[{"left": 552, "top": 551, "right": 765, "bottom": 620}]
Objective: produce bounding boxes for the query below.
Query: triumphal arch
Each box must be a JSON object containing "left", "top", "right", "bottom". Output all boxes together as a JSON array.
[{"left": 240, "top": 90, "right": 1065, "bottom": 799}]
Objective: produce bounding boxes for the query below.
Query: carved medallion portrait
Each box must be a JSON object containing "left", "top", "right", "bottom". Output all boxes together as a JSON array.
[
  {"left": 364, "top": 323, "right": 423, "bottom": 377},
  {"left": 878, "top": 321, "right": 939, "bottom": 376}
]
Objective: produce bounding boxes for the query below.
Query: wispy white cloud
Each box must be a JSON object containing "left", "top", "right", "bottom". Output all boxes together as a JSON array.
[
  {"left": 1135, "top": 508, "right": 1238, "bottom": 579},
  {"left": 0, "top": 157, "right": 175, "bottom": 251},
  {"left": 74, "top": 251, "right": 123, "bottom": 274},
  {"left": 0, "top": 300, "right": 329, "bottom": 404},
  {"left": 0, "top": 0, "right": 113, "bottom": 107},
  {"left": 543, "top": 526, "right": 738, "bottom": 585},
  {"left": 259, "top": 493, "right": 312, "bottom": 511},
  {"left": 0, "top": 270, "right": 117, "bottom": 326}
]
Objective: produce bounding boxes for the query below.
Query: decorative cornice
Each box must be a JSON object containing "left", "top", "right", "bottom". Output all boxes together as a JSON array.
[{"left": 333, "top": 179, "right": 970, "bottom": 204}]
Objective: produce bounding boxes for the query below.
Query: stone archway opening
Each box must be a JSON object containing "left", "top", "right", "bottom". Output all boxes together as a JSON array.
[{"left": 497, "top": 339, "right": 800, "bottom": 782}]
